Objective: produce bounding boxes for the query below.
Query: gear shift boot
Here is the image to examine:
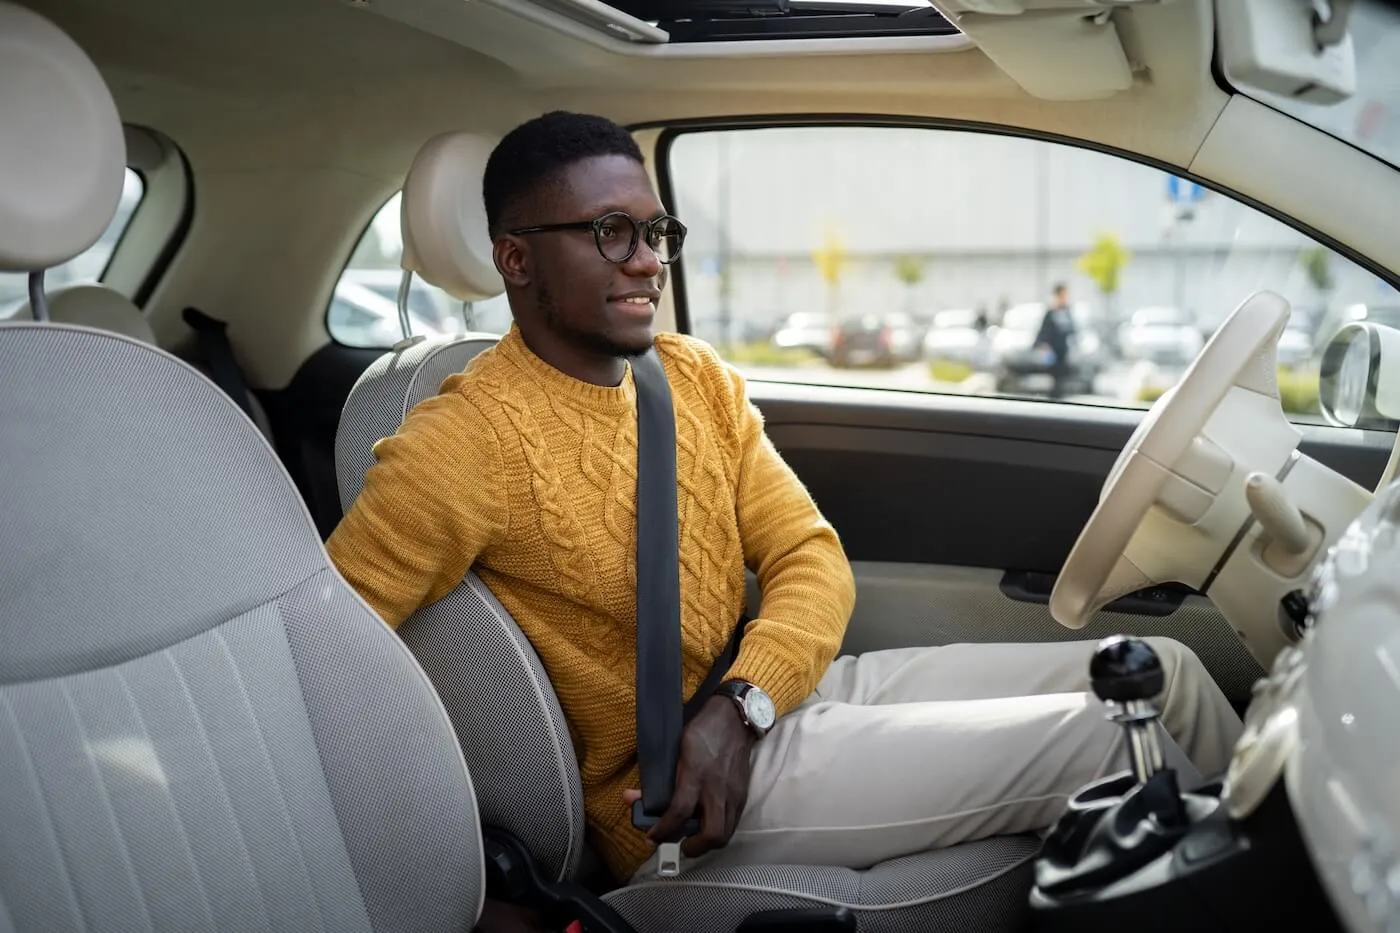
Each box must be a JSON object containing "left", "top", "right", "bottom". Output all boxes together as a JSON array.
[{"left": 1036, "top": 769, "right": 1217, "bottom": 897}]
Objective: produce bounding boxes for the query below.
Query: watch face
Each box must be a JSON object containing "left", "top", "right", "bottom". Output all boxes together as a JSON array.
[{"left": 744, "top": 687, "right": 777, "bottom": 730}]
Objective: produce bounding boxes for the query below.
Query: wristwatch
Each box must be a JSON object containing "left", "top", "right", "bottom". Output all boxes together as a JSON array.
[{"left": 716, "top": 679, "right": 776, "bottom": 737}]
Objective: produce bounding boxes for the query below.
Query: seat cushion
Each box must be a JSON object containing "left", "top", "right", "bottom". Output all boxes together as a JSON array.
[{"left": 602, "top": 836, "right": 1040, "bottom": 932}]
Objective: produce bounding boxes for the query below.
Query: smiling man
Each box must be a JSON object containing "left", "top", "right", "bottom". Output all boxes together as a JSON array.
[{"left": 326, "top": 111, "right": 1242, "bottom": 888}]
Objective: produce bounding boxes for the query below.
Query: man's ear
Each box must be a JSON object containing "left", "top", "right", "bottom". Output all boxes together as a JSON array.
[{"left": 493, "top": 235, "right": 531, "bottom": 289}]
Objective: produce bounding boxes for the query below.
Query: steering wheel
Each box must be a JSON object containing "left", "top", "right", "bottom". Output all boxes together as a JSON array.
[{"left": 1047, "top": 290, "right": 1367, "bottom": 668}]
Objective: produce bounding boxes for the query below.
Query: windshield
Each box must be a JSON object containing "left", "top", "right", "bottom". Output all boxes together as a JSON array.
[{"left": 1237, "top": 0, "right": 1400, "bottom": 171}]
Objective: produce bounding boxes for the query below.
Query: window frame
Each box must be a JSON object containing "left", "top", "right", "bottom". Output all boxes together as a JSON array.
[{"left": 649, "top": 115, "right": 1400, "bottom": 342}]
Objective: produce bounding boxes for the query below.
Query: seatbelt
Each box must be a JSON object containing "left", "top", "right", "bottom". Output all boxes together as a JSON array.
[
  {"left": 630, "top": 348, "right": 688, "bottom": 851},
  {"left": 182, "top": 307, "right": 255, "bottom": 418}
]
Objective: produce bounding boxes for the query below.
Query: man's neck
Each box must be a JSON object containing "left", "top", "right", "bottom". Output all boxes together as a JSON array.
[{"left": 517, "top": 326, "right": 629, "bottom": 387}]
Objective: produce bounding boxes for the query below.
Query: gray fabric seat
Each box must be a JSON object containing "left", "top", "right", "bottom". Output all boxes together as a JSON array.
[
  {"left": 8, "top": 282, "right": 277, "bottom": 442},
  {"left": 1, "top": 324, "right": 486, "bottom": 933},
  {"left": 0, "top": 7, "right": 485, "bottom": 930},
  {"left": 336, "top": 335, "right": 1042, "bottom": 931}
]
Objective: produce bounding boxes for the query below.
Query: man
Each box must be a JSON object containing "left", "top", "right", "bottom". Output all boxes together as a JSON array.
[
  {"left": 327, "top": 111, "right": 1243, "bottom": 888},
  {"left": 1035, "top": 282, "right": 1077, "bottom": 398}
]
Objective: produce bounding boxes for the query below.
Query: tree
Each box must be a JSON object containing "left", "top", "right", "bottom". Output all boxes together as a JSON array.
[
  {"left": 812, "top": 225, "right": 847, "bottom": 315},
  {"left": 1076, "top": 232, "right": 1131, "bottom": 298},
  {"left": 892, "top": 254, "right": 924, "bottom": 288},
  {"left": 892, "top": 254, "right": 924, "bottom": 313},
  {"left": 1299, "top": 245, "right": 1335, "bottom": 294}
]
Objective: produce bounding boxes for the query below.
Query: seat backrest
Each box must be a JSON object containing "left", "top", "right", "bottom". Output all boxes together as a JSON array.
[
  {"left": 0, "top": 7, "right": 484, "bottom": 930},
  {"left": 10, "top": 284, "right": 277, "bottom": 441},
  {"left": 334, "top": 132, "right": 588, "bottom": 885},
  {"left": 11, "top": 282, "right": 157, "bottom": 342}
]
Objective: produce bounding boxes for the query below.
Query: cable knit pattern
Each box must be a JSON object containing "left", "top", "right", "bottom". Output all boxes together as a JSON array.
[{"left": 326, "top": 325, "right": 856, "bottom": 880}]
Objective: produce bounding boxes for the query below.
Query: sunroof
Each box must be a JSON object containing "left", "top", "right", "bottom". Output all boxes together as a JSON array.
[{"left": 605, "top": 0, "right": 958, "bottom": 42}]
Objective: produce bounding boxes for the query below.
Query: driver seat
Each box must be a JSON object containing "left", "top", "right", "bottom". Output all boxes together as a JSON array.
[{"left": 333, "top": 131, "right": 1042, "bottom": 931}]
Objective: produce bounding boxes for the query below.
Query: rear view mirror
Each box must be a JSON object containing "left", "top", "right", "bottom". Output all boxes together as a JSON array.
[
  {"left": 1217, "top": 0, "right": 1357, "bottom": 105},
  {"left": 1319, "top": 322, "right": 1400, "bottom": 429}
]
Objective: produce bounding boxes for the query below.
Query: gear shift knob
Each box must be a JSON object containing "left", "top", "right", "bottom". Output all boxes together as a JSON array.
[{"left": 1090, "top": 635, "right": 1167, "bottom": 784}]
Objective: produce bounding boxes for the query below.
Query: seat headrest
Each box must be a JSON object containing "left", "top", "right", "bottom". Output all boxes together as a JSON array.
[
  {"left": 11, "top": 283, "right": 157, "bottom": 344},
  {"left": 0, "top": 3, "right": 125, "bottom": 272},
  {"left": 400, "top": 132, "right": 505, "bottom": 303}
]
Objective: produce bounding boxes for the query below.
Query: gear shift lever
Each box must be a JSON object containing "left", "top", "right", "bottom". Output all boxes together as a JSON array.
[{"left": 1090, "top": 635, "right": 1166, "bottom": 784}]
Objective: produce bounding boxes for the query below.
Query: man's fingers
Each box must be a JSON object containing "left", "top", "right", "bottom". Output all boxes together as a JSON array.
[
  {"left": 648, "top": 774, "right": 700, "bottom": 843},
  {"left": 681, "top": 783, "right": 731, "bottom": 858},
  {"left": 621, "top": 789, "right": 641, "bottom": 804}
]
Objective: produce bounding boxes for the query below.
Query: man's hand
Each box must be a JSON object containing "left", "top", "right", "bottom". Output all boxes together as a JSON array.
[{"left": 623, "top": 694, "right": 757, "bottom": 858}]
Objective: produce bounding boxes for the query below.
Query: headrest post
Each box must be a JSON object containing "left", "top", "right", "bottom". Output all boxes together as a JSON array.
[
  {"left": 28, "top": 271, "right": 49, "bottom": 322},
  {"left": 395, "top": 268, "right": 415, "bottom": 341}
]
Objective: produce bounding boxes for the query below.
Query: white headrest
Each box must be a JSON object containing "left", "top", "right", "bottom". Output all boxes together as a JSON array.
[
  {"left": 11, "top": 284, "right": 156, "bottom": 344},
  {"left": 0, "top": 3, "right": 125, "bottom": 273},
  {"left": 400, "top": 132, "right": 505, "bottom": 303}
]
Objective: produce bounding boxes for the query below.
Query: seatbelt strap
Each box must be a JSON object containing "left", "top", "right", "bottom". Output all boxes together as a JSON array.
[
  {"left": 182, "top": 307, "right": 255, "bottom": 418},
  {"left": 630, "top": 348, "right": 688, "bottom": 839},
  {"left": 631, "top": 349, "right": 749, "bottom": 875}
]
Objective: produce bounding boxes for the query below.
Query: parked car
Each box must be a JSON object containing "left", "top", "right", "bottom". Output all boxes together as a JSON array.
[
  {"left": 990, "top": 301, "right": 1101, "bottom": 394},
  {"left": 830, "top": 311, "right": 921, "bottom": 367},
  {"left": 922, "top": 308, "right": 994, "bottom": 370},
  {"left": 1118, "top": 306, "right": 1204, "bottom": 366},
  {"left": 771, "top": 311, "right": 834, "bottom": 359},
  {"left": 328, "top": 279, "right": 455, "bottom": 348}
]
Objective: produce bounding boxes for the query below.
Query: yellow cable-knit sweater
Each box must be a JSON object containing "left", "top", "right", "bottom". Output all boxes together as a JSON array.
[{"left": 326, "top": 325, "right": 856, "bottom": 880}]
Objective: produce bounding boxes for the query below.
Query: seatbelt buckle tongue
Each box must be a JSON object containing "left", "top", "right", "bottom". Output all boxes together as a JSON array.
[{"left": 656, "top": 841, "right": 682, "bottom": 878}]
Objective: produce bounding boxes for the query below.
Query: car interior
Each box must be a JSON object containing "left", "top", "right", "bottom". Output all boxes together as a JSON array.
[{"left": 3, "top": 0, "right": 1400, "bottom": 930}]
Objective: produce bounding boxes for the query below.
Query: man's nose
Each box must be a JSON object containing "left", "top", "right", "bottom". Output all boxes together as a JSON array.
[{"left": 624, "top": 238, "right": 663, "bottom": 277}]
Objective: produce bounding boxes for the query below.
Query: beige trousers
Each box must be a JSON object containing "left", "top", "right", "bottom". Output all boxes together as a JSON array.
[{"left": 635, "top": 637, "right": 1243, "bottom": 879}]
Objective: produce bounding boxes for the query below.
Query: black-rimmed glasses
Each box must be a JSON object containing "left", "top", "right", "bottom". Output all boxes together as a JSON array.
[{"left": 507, "top": 211, "right": 687, "bottom": 264}]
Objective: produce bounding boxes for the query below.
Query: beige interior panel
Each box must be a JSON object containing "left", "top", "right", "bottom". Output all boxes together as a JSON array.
[
  {"left": 842, "top": 561, "right": 1264, "bottom": 703},
  {"left": 103, "top": 125, "right": 189, "bottom": 299},
  {"left": 1190, "top": 94, "right": 1400, "bottom": 282}
]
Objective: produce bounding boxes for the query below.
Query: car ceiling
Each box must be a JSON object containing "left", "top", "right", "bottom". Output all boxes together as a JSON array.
[{"left": 23, "top": 0, "right": 1222, "bottom": 185}]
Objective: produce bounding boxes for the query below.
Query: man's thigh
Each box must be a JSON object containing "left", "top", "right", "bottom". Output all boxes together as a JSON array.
[
  {"left": 812, "top": 638, "right": 1124, "bottom": 706},
  {"left": 718, "top": 689, "right": 1124, "bottom": 871}
]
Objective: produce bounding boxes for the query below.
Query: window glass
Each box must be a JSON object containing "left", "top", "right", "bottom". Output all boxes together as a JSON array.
[
  {"left": 666, "top": 126, "right": 1393, "bottom": 420},
  {"left": 329, "top": 192, "right": 513, "bottom": 348},
  {"left": 0, "top": 167, "right": 145, "bottom": 317}
]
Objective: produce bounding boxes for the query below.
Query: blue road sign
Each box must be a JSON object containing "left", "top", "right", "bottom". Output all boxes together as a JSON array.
[{"left": 1167, "top": 175, "right": 1206, "bottom": 204}]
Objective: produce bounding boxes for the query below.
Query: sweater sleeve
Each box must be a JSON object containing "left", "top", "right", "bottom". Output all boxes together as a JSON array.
[
  {"left": 326, "top": 391, "right": 508, "bottom": 629},
  {"left": 720, "top": 363, "right": 856, "bottom": 716}
]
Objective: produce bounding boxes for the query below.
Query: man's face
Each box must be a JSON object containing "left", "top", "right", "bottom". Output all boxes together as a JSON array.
[{"left": 504, "top": 154, "right": 670, "bottom": 358}]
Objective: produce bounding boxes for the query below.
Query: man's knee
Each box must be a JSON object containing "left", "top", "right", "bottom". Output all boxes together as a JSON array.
[{"left": 1140, "top": 636, "right": 1207, "bottom": 695}]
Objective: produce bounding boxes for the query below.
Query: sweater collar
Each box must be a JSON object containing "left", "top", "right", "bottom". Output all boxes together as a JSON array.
[{"left": 497, "top": 324, "right": 638, "bottom": 412}]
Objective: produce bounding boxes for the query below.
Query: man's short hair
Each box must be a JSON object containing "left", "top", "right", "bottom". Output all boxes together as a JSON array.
[
  {"left": 482, "top": 111, "right": 644, "bottom": 237},
  {"left": 1051, "top": 281, "right": 1067, "bottom": 294}
]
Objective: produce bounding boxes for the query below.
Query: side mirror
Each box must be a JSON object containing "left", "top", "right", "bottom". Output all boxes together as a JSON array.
[{"left": 1319, "top": 322, "right": 1400, "bottom": 430}]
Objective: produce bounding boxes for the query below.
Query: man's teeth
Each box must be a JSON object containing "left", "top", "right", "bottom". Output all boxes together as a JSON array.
[{"left": 622, "top": 297, "right": 652, "bottom": 304}]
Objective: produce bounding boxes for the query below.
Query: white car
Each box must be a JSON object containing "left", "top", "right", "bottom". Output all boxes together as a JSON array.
[
  {"left": 328, "top": 279, "right": 454, "bottom": 349},
  {"left": 1118, "top": 306, "right": 1205, "bottom": 366},
  {"left": 922, "top": 308, "right": 993, "bottom": 369}
]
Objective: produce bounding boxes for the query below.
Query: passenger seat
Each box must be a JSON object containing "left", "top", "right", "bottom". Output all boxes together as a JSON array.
[{"left": 9, "top": 283, "right": 276, "bottom": 440}]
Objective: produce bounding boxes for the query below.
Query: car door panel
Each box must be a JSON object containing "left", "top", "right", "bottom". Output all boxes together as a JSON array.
[{"left": 747, "top": 380, "right": 1390, "bottom": 704}]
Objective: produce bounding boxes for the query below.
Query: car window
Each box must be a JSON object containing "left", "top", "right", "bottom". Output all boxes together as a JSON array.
[
  {"left": 665, "top": 125, "right": 1389, "bottom": 421},
  {"left": 329, "top": 191, "right": 514, "bottom": 348},
  {"left": 0, "top": 167, "right": 144, "bottom": 317}
]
